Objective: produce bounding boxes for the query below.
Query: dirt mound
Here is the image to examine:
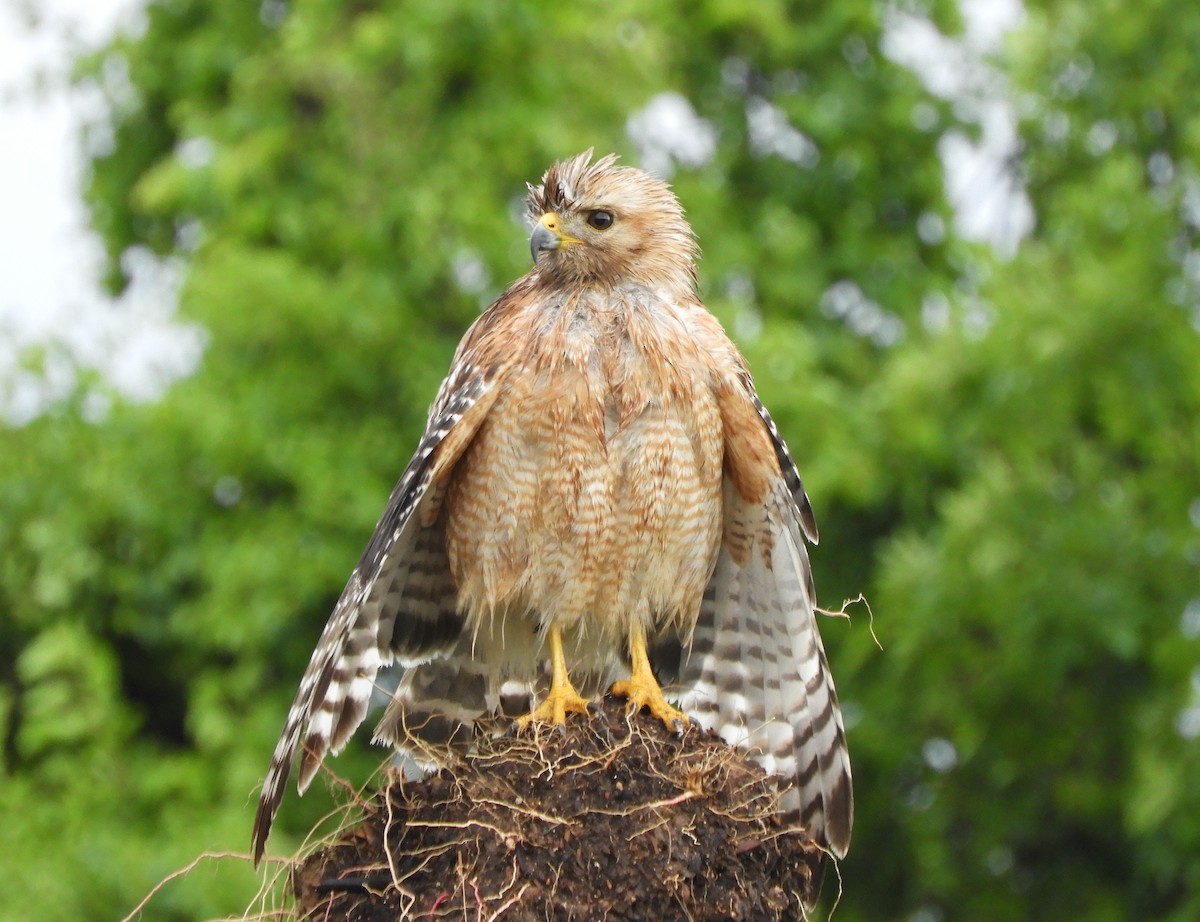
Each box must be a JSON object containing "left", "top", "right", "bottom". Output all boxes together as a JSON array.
[{"left": 291, "top": 697, "right": 826, "bottom": 921}]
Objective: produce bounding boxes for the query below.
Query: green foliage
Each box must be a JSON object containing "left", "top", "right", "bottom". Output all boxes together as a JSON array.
[{"left": 2, "top": 0, "right": 1198, "bottom": 919}]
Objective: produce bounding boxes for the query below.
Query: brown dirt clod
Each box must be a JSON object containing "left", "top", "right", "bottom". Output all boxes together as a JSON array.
[{"left": 292, "top": 697, "right": 825, "bottom": 921}]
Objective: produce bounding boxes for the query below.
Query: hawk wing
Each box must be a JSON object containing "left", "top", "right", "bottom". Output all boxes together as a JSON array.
[
  {"left": 676, "top": 374, "right": 852, "bottom": 905},
  {"left": 251, "top": 312, "right": 515, "bottom": 864}
]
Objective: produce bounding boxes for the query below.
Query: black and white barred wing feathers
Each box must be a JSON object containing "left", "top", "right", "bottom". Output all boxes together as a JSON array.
[
  {"left": 677, "top": 381, "right": 852, "bottom": 883},
  {"left": 251, "top": 352, "right": 504, "bottom": 864}
]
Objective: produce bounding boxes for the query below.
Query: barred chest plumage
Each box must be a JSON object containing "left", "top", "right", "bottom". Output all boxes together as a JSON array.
[{"left": 443, "top": 287, "right": 725, "bottom": 668}]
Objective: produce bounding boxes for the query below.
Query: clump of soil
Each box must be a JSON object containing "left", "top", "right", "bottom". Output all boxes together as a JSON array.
[{"left": 291, "top": 697, "right": 826, "bottom": 921}]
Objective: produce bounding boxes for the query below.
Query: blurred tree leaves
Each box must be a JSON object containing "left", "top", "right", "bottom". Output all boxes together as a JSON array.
[{"left": 2, "top": 0, "right": 1198, "bottom": 919}]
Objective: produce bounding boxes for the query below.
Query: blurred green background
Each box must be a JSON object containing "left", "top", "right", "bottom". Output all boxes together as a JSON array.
[{"left": 2, "top": 0, "right": 1199, "bottom": 919}]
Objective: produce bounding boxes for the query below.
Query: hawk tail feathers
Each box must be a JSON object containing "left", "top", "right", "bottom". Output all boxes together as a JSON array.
[{"left": 372, "top": 654, "right": 494, "bottom": 750}]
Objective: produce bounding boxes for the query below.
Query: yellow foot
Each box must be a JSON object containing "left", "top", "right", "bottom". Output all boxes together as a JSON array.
[
  {"left": 610, "top": 675, "right": 690, "bottom": 733},
  {"left": 515, "top": 685, "right": 593, "bottom": 730}
]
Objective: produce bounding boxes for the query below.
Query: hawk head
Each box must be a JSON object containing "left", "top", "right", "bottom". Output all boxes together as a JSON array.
[{"left": 526, "top": 150, "right": 698, "bottom": 290}]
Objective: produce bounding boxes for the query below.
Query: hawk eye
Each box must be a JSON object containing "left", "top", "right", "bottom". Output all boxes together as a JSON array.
[{"left": 587, "top": 210, "right": 614, "bottom": 230}]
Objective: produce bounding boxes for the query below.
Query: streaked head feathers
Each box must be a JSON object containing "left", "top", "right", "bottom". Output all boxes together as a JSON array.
[{"left": 525, "top": 149, "right": 698, "bottom": 288}]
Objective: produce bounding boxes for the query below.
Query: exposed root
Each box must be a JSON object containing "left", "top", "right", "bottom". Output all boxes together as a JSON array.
[
  {"left": 290, "top": 697, "right": 825, "bottom": 921},
  {"left": 119, "top": 699, "right": 830, "bottom": 922},
  {"left": 819, "top": 592, "right": 882, "bottom": 651}
]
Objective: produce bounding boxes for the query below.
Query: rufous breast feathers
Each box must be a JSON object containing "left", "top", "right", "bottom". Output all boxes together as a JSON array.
[{"left": 443, "top": 288, "right": 725, "bottom": 644}]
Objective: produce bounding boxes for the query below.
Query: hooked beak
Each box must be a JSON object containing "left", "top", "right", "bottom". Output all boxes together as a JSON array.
[
  {"left": 530, "top": 212, "right": 579, "bottom": 263},
  {"left": 530, "top": 223, "right": 559, "bottom": 262}
]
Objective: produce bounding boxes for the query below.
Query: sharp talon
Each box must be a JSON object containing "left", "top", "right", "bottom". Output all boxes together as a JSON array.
[
  {"left": 609, "top": 677, "right": 691, "bottom": 735},
  {"left": 671, "top": 719, "right": 686, "bottom": 738},
  {"left": 514, "top": 687, "right": 592, "bottom": 731},
  {"left": 586, "top": 701, "right": 601, "bottom": 717},
  {"left": 610, "top": 629, "right": 691, "bottom": 735},
  {"left": 514, "top": 625, "right": 591, "bottom": 731}
]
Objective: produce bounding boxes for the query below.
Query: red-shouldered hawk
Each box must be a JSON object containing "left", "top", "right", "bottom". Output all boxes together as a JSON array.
[{"left": 252, "top": 151, "right": 852, "bottom": 903}]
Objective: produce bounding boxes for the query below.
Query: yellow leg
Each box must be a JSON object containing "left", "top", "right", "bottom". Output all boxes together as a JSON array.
[
  {"left": 516, "top": 625, "right": 592, "bottom": 728},
  {"left": 610, "top": 625, "right": 690, "bottom": 732}
]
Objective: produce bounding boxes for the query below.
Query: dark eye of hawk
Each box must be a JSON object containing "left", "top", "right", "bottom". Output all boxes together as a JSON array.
[{"left": 586, "top": 210, "right": 614, "bottom": 230}]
